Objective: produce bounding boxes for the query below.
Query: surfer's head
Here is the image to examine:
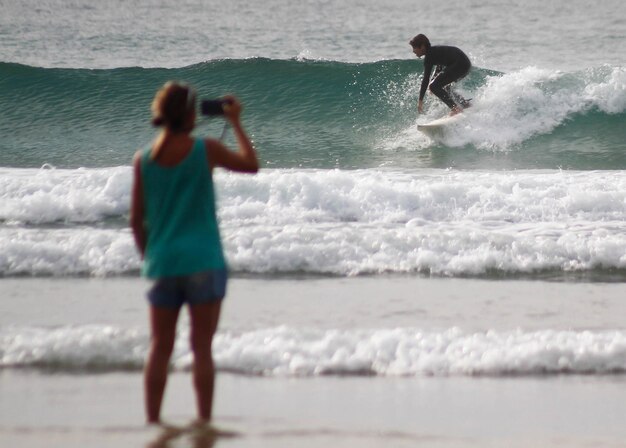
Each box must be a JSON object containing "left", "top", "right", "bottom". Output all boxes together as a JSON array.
[
  {"left": 409, "top": 34, "right": 430, "bottom": 57},
  {"left": 151, "top": 81, "right": 196, "bottom": 133}
]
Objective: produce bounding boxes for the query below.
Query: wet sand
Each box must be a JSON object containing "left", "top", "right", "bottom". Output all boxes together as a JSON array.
[{"left": 2, "top": 370, "right": 626, "bottom": 448}]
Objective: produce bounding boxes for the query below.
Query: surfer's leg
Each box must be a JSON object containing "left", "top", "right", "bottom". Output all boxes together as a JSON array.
[
  {"left": 430, "top": 64, "right": 470, "bottom": 109},
  {"left": 447, "top": 86, "right": 471, "bottom": 108},
  {"left": 429, "top": 73, "right": 457, "bottom": 109}
]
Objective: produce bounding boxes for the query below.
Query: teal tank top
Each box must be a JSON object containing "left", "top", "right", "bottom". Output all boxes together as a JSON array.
[{"left": 140, "top": 139, "right": 226, "bottom": 278}]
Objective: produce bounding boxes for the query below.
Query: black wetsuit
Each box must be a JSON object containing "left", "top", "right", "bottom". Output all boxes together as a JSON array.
[{"left": 419, "top": 45, "right": 471, "bottom": 109}]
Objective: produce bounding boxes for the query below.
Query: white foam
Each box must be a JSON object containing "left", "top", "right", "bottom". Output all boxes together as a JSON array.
[
  {"left": 214, "top": 326, "right": 626, "bottom": 376},
  {"left": 0, "top": 166, "right": 130, "bottom": 224},
  {"left": 3, "top": 324, "right": 626, "bottom": 376},
  {"left": 0, "top": 325, "right": 145, "bottom": 371},
  {"left": 0, "top": 228, "right": 138, "bottom": 276},
  {"left": 1, "top": 167, "right": 625, "bottom": 276},
  {"left": 583, "top": 66, "right": 626, "bottom": 114},
  {"left": 386, "top": 65, "right": 626, "bottom": 150}
]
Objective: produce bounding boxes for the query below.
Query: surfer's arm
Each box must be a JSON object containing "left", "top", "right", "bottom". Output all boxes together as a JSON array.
[{"left": 418, "top": 61, "right": 433, "bottom": 113}]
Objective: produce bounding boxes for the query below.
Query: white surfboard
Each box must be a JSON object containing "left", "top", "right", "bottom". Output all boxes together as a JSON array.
[{"left": 417, "top": 113, "right": 465, "bottom": 139}]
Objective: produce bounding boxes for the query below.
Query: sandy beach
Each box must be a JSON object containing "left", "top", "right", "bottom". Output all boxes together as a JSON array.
[
  {"left": 2, "top": 370, "right": 626, "bottom": 448},
  {"left": 2, "top": 276, "right": 626, "bottom": 447}
]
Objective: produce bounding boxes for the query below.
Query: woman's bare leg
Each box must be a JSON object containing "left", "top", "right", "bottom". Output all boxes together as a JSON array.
[
  {"left": 189, "top": 301, "right": 222, "bottom": 422},
  {"left": 145, "top": 306, "right": 180, "bottom": 423}
]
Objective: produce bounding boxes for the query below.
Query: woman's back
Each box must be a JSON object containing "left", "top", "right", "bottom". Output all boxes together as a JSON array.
[{"left": 141, "top": 138, "right": 225, "bottom": 278}]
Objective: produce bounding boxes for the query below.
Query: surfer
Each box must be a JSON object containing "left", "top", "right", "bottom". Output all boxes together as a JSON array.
[{"left": 410, "top": 34, "right": 472, "bottom": 116}]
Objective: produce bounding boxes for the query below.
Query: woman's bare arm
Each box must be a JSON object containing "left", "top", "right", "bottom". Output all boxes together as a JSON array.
[
  {"left": 206, "top": 96, "right": 259, "bottom": 173},
  {"left": 130, "top": 151, "right": 146, "bottom": 257}
]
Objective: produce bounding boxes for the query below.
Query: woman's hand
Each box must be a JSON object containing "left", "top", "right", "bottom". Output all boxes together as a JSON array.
[
  {"left": 206, "top": 94, "right": 259, "bottom": 173},
  {"left": 222, "top": 95, "right": 241, "bottom": 124}
]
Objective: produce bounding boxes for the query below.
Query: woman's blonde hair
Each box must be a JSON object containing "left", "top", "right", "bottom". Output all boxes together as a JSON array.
[{"left": 151, "top": 81, "right": 196, "bottom": 133}]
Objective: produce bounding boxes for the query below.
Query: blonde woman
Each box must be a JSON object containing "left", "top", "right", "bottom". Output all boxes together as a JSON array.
[{"left": 130, "top": 81, "right": 258, "bottom": 424}]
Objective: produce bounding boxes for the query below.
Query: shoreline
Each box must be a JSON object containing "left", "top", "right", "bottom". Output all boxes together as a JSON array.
[{"left": 2, "top": 371, "right": 626, "bottom": 448}]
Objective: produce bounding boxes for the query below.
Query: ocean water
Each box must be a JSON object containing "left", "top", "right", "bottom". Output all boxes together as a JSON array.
[{"left": 1, "top": 0, "right": 626, "bottom": 379}]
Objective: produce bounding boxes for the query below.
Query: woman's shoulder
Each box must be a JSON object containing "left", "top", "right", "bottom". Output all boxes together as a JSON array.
[
  {"left": 199, "top": 137, "right": 224, "bottom": 157},
  {"left": 133, "top": 147, "right": 150, "bottom": 166},
  {"left": 199, "top": 137, "right": 222, "bottom": 149}
]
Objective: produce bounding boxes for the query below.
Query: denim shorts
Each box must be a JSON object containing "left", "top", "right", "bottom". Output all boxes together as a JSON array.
[{"left": 147, "top": 269, "right": 228, "bottom": 309}]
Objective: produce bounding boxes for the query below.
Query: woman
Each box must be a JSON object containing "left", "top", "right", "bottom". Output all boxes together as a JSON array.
[{"left": 130, "top": 81, "right": 258, "bottom": 424}]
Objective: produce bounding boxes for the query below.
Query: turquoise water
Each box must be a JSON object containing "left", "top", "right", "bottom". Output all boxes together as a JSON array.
[{"left": 2, "top": 60, "right": 625, "bottom": 170}]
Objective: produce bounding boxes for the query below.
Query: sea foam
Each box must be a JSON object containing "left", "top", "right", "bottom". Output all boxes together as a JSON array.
[
  {"left": 2, "top": 324, "right": 626, "bottom": 376},
  {"left": 1, "top": 167, "right": 625, "bottom": 277},
  {"left": 391, "top": 65, "right": 626, "bottom": 151}
]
